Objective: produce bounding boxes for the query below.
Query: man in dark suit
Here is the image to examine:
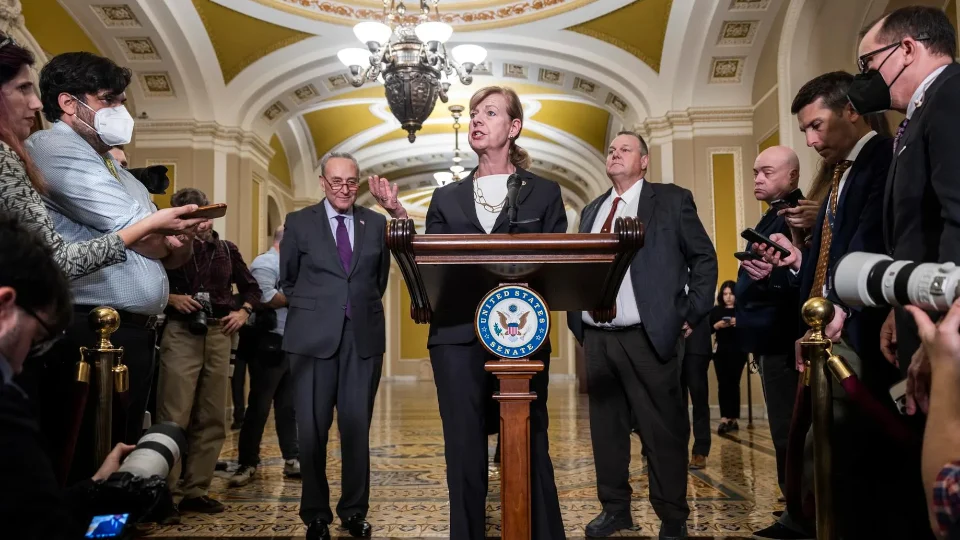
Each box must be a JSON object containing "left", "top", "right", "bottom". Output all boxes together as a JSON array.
[
  {"left": 0, "top": 214, "right": 136, "bottom": 540},
  {"left": 280, "top": 152, "right": 390, "bottom": 540},
  {"left": 735, "top": 145, "right": 803, "bottom": 510},
  {"left": 852, "top": 5, "right": 960, "bottom": 411},
  {"left": 568, "top": 130, "right": 717, "bottom": 540},
  {"left": 753, "top": 71, "right": 919, "bottom": 539}
]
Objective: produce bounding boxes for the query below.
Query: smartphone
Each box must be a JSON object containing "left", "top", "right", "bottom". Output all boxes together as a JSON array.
[
  {"left": 889, "top": 379, "right": 907, "bottom": 415},
  {"left": 741, "top": 228, "right": 791, "bottom": 258},
  {"left": 85, "top": 513, "right": 130, "bottom": 538},
  {"left": 722, "top": 316, "right": 732, "bottom": 322},
  {"left": 769, "top": 189, "right": 803, "bottom": 212},
  {"left": 734, "top": 251, "right": 761, "bottom": 262},
  {"left": 180, "top": 203, "right": 227, "bottom": 220}
]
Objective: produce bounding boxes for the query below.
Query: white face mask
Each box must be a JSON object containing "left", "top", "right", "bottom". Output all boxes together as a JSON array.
[{"left": 75, "top": 97, "right": 135, "bottom": 146}]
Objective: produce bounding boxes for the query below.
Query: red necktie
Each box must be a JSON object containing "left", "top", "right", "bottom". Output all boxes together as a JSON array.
[{"left": 600, "top": 197, "right": 623, "bottom": 233}]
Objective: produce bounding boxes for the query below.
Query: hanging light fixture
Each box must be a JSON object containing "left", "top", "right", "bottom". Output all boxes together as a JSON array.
[
  {"left": 338, "top": 0, "right": 487, "bottom": 143},
  {"left": 434, "top": 104, "right": 464, "bottom": 186}
]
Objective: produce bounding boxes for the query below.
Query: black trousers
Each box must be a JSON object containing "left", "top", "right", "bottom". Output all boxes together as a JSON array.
[
  {"left": 289, "top": 321, "right": 382, "bottom": 525},
  {"left": 231, "top": 352, "right": 248, "bottom": 424},
  {"left": 681, "top": 352, "right": 711, "bottom": 456},
  {"left": 756, "top": 353, "right": 796, "bottom": 495},
  {"left": 714, "top": 350, "right": 747, "bottom": 419},
  {"left": 237, "top": 342, "right": 299, "bottom": 466},
  {"left": 430, "top": 341, "right": 565, "bottom": 540},
  {"left": 17, "top": 313, "right": 156, "bottom": 484},
  {"left": 585, "top": 326, "right": 690, "bottom": 522}
]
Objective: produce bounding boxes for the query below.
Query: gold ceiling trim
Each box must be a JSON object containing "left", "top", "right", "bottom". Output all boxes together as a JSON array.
[
  {"left": 568, "top": 27, "right": 659, "bottom": 70},
  {"left": 567, "top": 0, "right": 673, "bottom": 73},
  {"left": 247, "top": 0, "right": 600, "bottom": 30}
]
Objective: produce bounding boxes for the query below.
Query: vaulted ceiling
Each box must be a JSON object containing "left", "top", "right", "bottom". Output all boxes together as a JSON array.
[{"left": 23, "top": 0, "right": 789, "bottom": 216}]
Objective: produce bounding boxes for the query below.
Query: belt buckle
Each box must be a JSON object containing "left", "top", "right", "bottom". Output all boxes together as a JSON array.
[{"left": 145, "top": 315, "right": 160, "bottom": 329}]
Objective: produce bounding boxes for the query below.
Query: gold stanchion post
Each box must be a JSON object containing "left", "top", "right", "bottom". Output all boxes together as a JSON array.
[
  {"left": 799, "top": 297, "right": 836, "bottom": 540},
  {"left": 79, "top": 307, "right": 125, "bottom": 468}
]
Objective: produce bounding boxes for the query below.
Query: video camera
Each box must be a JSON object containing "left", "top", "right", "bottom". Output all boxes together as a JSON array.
[
  {"left": 834, "top": 252, "right": 960, "bottom": 311},
  {"left": 79, "top": 422, "right": 186, "bottom": 539}
]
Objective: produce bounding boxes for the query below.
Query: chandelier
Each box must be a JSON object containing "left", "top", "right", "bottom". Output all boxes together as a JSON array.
[
  {"left": 336, "top": 0, "right": 487, "bottom": 143},
  {"left": 434, "top": 104, "right": 465, "bottom": 186}
]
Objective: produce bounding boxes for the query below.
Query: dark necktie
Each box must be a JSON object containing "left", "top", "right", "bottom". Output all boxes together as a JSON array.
[
  {"left": 893, "top": 118, "right": 909, "bottom": 153},
  {"left": 809, "top": 160, "right": 853, "bottom": 298},
  {"left": 335, "top": 215, "right": 353, "bottom": 318},
  {"left": 599, "top": 197, "right": 623, "bottom": 233}
]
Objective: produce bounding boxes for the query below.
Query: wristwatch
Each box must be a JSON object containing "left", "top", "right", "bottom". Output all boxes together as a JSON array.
[{"left": 241, "top": 305, "right": 253, "bottom": 316}]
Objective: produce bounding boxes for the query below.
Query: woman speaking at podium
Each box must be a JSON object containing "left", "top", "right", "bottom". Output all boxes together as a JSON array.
[{"left": 370, "top": 86, "right": 567, "bottom": 540}]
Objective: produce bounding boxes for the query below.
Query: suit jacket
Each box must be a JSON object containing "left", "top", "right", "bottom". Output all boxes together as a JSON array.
[
  {"left": 735, "top": 196, "right": 801, "bottom": 355},
  {"left": 0, "top": 383, "right": 90, "bottom": 539},
  {"left": 424, "top": 167, "right": 568, "bottom": 348},
  {"left": 883, "top": 63, "right": 960, "bottom": 366},
  {"left": 685, "top": 315, "right": 712, "bottom": 356},
  {"left": 279, "top": 202, "right": 390, "bottom": 359},
  {"left": 800, "top": 134, "right": 892, "bottom": 365},
  {"left": 567, "top": 182, "right": 718, "bottom": 362}
]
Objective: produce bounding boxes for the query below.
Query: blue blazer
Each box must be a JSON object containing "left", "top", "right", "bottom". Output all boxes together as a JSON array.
[{"left": 801, "top": 133, "right": 892, "bottom": 365}]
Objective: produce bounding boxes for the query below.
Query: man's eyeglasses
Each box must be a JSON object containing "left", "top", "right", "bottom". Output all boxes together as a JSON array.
[
  {"left": 20, "top": 304, "right": 65, "bottom": 357},
  {"left": 857, "top": 34, "right": 929, "bottom": 73},
  {"left": 325, "top": 178, "right": 359, "bottom": 192}
]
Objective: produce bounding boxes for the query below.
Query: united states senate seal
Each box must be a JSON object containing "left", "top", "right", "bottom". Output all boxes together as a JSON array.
[{"left": 475, "top": 285, "right": 550, "bottom": 358}]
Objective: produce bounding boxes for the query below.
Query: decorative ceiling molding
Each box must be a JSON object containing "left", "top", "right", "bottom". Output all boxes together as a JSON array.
[
  {"left": 639, "top": 106, "right": 754, "bottom": 143},
  {"left": 246, "top": 0, "right": 602, "bottom": 30},
  {"left": 567, "top": 0, "right": 673, "bottom": 72},
  {"left": 134, "top": 119, "right": 274, "bottom": 168},
  {"left": 709, "top": 56, "right": 746, "bottom": 83},
  {"left": 117, "top": 37, "right": 161, "bottom": 61},
  {"left": 717, "top": 20, "right": 759, "bottom": 46},
  {"left": 729, "top": 0, "right": 770, "bottom": 11},
  {"left": 137, "top": 72, "right": 176, "bottom": 97},
  {"left": 91, "top": 4, "right": 141, "bottom": 27}
]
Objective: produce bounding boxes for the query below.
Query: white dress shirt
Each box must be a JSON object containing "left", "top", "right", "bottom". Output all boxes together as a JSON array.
[
  {"left": 324, "top": 198, "right": 354, "bottom": 249},
  {"left": 474, "top": 174, "right": 510, "bottom": 233},
  {"left": 836, "top": 130, "right": 877, "bottom": 202},
  {"left": 907, "top": 64, "right": 948, "bottom": 119},
  {"left": 582, "top": 179, "right": 645, "bottom": 328}
]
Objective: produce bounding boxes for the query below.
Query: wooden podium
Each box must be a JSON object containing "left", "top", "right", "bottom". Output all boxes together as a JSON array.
[{"left": 386, "top": 217, "right": 644, "bottom": 539}]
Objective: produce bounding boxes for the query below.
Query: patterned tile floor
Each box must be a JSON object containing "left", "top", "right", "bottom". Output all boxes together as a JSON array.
[{"left": 142, "top": 380, "right": 781, "bottom": 539}]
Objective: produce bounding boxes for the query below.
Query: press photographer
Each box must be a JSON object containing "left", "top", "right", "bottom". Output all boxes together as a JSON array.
[
  {"left": 0, "top": 213, "right": 181, "bottom": 539},
  {"left": 155, "top": 188, "right": 260, "bottom": 521}
]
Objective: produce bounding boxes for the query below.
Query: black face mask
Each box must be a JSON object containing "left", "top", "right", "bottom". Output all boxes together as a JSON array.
[{"left": 847, "top": 44, "right": 908, "bottom": 114}]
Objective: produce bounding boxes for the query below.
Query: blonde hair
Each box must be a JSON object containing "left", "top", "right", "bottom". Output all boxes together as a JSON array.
[{"left": 469, "top": 86, "right": 530, "bottom": 169}]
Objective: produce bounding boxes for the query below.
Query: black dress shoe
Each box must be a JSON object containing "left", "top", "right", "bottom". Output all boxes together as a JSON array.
[
  {"left": 306, "top": 519, "right": 331, "bottom": 540},
  {"left": 659, "top": 520, "right": 688, "bottom": 539},
  {"left": 585, "top": 510, "right": 634, "bottom": 537},
  {"left": 178, "top": 495, "right": 225, "bottom": 513},
  {"left": 343, "top": 513, "right": 372, "bottom": 538}
]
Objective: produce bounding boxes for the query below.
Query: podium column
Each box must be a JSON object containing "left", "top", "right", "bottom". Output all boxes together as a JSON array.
[{"left": 485, "top": 358, "right": 544, "bottom": 540}]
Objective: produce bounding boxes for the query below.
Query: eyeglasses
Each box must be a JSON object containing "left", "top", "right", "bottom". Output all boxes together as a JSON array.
[
  {"left": 325, "top": 178, "right": 359, "bottom": 192},
  {"left": 857, "top": 35, "right": 929, "bottom": 73},
  {"left": 19, "top": 304, "right": 65, "bottom": 357}
]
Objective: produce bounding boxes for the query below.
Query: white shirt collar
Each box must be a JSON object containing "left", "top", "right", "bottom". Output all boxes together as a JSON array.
[
  {"left": 844, "top": 130, "right": 877, "bottom": 162},
  {"left": 323, "top": 198, "right": 353, "bottom": 219},
  {"left": 610, "top": 178, "right": 644, "bottom": 205},
  {"left": 907, "top": 65, "right": 948, "bottom": 119}
]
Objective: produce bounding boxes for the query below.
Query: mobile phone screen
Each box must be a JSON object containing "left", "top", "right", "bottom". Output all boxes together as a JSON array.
[{"left": 85, "top": 514, "right": 130, "bottom": 538}]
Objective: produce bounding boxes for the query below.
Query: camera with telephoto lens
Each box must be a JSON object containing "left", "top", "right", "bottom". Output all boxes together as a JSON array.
[
  {"left": 833, "top": 251, "right": 960, "bottom": 311},
  {"left": 79, "top": 422, "right": 186, "bottom": 538},
  {"left": 188, "top": 291, "right": 213, "bottom": 336}
]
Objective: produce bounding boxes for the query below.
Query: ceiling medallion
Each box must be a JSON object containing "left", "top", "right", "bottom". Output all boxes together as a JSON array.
[{"left": 337, "top": 0, "right": 487, "bottom": 142}]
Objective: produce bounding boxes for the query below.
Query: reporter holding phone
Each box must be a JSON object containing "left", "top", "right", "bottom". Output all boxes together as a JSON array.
[
  {"left": 710, "top": 281, "right": 747, "bottom": 435},
  {"left": 733, "top": 145, "right": 804, "bottom": 508}
]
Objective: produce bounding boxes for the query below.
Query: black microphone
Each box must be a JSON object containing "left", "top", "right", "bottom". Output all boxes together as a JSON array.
[{"left": 505, "top": 173, "right": 522, "bottom": 225}]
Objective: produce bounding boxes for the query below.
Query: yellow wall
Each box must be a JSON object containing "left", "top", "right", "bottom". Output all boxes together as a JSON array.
[
  {"left": 712, "top": 153, "right": 738, "bottom": 284},
  {"left": 268, "top": 136, "right": 292, "bottom": 189},
  {"left": 23, "top": 0, "right": 100, "bottom": 56},
  {"left": 400, "top": 283, "right": 430, "bottom": 359}
]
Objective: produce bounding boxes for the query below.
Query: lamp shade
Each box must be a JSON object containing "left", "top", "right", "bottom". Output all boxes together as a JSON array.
[
  {"left": 434, "top": 171, "right": 454, "bottom": 185},
  {"left": 451, "top": 44, "right": 487, "bottom": 65},
  {"left": 415, "top": 21, "right": 453, "bottom": 44},
  {"left": 353, "top": 21, "right": 392, "bottom": 45},
  {"left": 337, "top": 48, "right": 371, "bottom": 68}
]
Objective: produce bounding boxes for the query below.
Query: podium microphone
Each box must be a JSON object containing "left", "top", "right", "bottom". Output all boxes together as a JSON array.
[{"left": 506, "top": 173, "right": 522, "bottom": 226}]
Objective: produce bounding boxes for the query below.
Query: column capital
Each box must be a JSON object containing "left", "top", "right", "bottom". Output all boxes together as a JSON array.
[{"left": 134, "top": 120, "right": 273, "bottom": 169}]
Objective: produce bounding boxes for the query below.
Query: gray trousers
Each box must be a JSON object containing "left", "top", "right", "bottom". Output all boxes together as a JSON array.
[{"left": 289, "top": 321, "right": 383, "bottom": 525}]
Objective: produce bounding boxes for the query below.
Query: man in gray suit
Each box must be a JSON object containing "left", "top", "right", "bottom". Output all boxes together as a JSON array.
[
  {"left": 280, "top": 152, "right": 390, "bottom": 540},
  {"left": 567, "top": 131, "right": 717, "bottom": 540}
]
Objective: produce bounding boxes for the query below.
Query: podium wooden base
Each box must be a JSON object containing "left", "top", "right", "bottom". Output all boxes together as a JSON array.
[{"left": 485, "top": 358, "right": 544, "bottom": 540}]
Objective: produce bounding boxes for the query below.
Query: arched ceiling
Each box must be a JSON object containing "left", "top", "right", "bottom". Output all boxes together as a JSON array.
[{"left": 26, "top": 0, "right": 787, "bottom": 211}]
